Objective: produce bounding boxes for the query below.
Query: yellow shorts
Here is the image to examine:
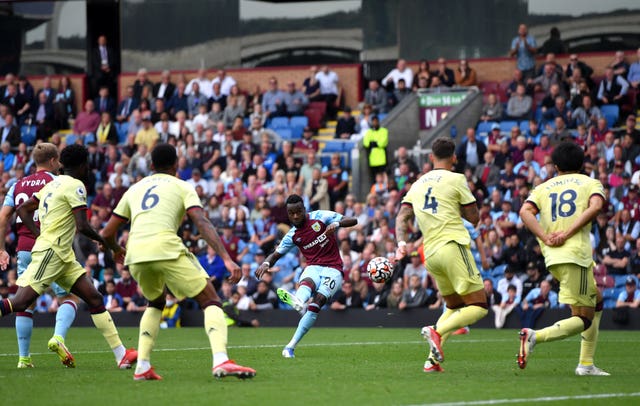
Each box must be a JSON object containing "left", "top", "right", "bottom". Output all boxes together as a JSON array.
[
  {"left": 425, "top": 241, "right": 483, "bottom": 297},
  {"left": 548, "top": 263, "right": 597, "bottom": 307},
  {"left": 128, "top": 250, "right": 209, "bottom": 301},
  {"left": 16, "top": 248, "right": 85, "bottom": 295}
]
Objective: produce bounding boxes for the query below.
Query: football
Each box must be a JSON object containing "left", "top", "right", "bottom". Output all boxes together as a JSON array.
[{"left": 367, "top": 256, "right": 394, "bottom": 283}]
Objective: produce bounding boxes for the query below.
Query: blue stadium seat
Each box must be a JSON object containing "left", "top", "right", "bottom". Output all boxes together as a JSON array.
[
  {"left": 268, "top": 117, "right": 289, "bottom": 129},
  {"left": 275, "top": 128, "right": 292, "bottom": 140},
  {"left": 290, "top": 115, "right": 308, "bottom": 128},
  {"left": 600, "top": 104, "right": 619, "bottom": 127},
  {"left": 322, "top": 141, "right": 344, "bottom": 153},
  {"left": 243, "top": 117, "right": 251, "bottom": 128},
  {"left": 290, "top": 125, "right": 304, "bottom": 140},
  {"left": 476, "top": 121, "right": 496, "bottom": 136},
  {"left": 20, "top": 125, "right": 37, "bottom": 146},
  {"left": 117, "top": 122, "right": 129, "bottom": 144},
  {"left": 378, "top": 113, "right": 388, "bottom": 122},
  {"left": 491, "top": 264, "right": 508, "bottom": 278},
  {"left": 519, "top": 121, "right": 529, "bottom": 133},
  {"left": 615, "top": 275, "right": 637, "bottom": 288},
  {"left": 342, "top": 141, "right": 356, "bottom": 152},
  {"left": 499, "top": 120, "right": 518, "bottom": 134},
  {"left": 65, "top": 134, "right": 78, "bottom": 145}
]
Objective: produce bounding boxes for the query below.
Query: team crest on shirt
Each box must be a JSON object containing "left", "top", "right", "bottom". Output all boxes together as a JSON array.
[
  {"left": 76, "top": 187, "right": 86, "bottom": 197},
  {"left": 311, "top": 222, "right": 321, "bottom": 232}
]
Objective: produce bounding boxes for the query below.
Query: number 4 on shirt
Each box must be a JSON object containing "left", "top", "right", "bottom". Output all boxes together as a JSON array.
[{"left": 423, "top": 187, "right": 438, "bottom": 213}]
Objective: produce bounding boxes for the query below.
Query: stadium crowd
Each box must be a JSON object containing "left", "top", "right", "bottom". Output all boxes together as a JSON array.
[{"left": 1, "top": 25, "right": 640, "bottom": 328}]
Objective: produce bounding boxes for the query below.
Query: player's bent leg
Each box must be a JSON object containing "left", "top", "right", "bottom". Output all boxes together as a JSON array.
[
  {"left": 194, "top": 283, "right": 255, "bottom": 379},
  {"left": 134, "top": 294, "right": 164, "bottom": 381},
  {"left": 71, "top": 275, "right": 137, "bottom": 368},
  {"left": 434, "top": 290, "right": 488, "bottom": 338}
]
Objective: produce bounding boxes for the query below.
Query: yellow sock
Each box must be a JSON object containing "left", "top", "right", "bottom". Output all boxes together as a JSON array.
[
  {"left": 138, "top": 307, "right": 162, "bottom": 362},
  {"left": 204, "top": 305, "right": 228, "bottom": 355},
  {"left": 91, "top": 311, "right": 123, "bottom": 349},
  {"left": 536, "top": 316, "right": 585, "bottom": 343},
  {"left": 436, "top": 308, "right": 456, "bottom": 347},
  {"left": 435, "top": 305, "right": 487, "bottom": 337},
  {"left": 578, "top": 311, "right": 601, "bottom": 366}
]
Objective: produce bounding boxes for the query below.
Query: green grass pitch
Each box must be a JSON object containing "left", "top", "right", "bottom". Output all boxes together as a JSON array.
[{"left": 0, "top": 327, "right": 638, "bottom": 405}]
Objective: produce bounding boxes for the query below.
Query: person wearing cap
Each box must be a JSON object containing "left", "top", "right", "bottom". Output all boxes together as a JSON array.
[
  {"left": 293, "top": 126, "right": 319, "bottom": 154},
  {"left": 521, "top": 262, "right": 544, "bottom": 298},
  {"left": 615, "top": 277, "right": 640, "bottom": 308},
  {"left": 519, "top": 141, "right": 608, "bottom": 375},
  {"left": 283, "top": 81, "right": 308, "bottom": 117},
  {"left": 134, "top": 113, "right": 159, "bottom": 150}
]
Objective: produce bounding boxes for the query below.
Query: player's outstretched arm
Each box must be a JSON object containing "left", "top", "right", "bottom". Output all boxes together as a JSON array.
[
  {"left": 188, "top": 207, "right": 241, "bottom": 283},
  {"left": 326, "top": 216, "right": 358, "bottom": 235},
  {"left": 255, "top": 250, "right": 283, "bottom": 280},
  {"left": 0, "top": 205, "right": 15, "bottom": 270},
  {"left": 16, "top": 197, "right": 40, "bottom": 240}
]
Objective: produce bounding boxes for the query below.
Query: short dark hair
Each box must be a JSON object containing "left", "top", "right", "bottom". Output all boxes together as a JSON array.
[
  {"left": 431, "top": 137, "right": 455, "bottom": 160},
  {"left": 552, "top": 142, "right": 584, "bottom": 172},
  {"left": 286, "top": 194, "right": 304, "bottom": 206},
  {"left": 151, "top": 143, "right": 177, "bottom": 170},
  {"left": 60, "top": 144, "right": 88, "bottom": 169}
]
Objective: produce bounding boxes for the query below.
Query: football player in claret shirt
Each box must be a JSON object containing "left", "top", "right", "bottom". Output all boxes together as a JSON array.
[
  {"left": 519, "top": 141, "right": 608, "bottom": 376},
  {"left": 0, "top": 144, "right": 137, "bottom": 369},
  {"left": 256, "top": 194, "right": 357, "bottom": 358}
]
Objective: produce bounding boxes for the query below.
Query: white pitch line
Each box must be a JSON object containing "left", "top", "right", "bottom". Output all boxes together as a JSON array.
[{"left": 407, "top": 392, "right": 640, "bottom": 406}]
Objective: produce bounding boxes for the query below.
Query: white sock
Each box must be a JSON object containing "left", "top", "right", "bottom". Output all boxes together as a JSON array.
[
  {"left": 113, "top": 345, "right": 126, "bottom": 363},
  {"left": 213, "top": 352, "right": 229, "bottom": 367},
  {"left": 136, "top": 359, "right": 151, "bottom": 374}
]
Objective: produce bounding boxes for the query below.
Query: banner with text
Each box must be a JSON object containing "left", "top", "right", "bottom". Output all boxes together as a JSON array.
[{"left": 418, "top": 92, "right": 468, "bottom": 130}]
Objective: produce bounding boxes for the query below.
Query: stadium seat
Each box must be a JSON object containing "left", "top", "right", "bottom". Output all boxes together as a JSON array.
[
  {"left": 290, "top": 125, "right": 304, "bottom": 140},
  {"left": 268, "top": 117, "right": 290, "bottom": 129},
  {"left": 600, "top": 104, "right": 619, "bottom": 128},
  {"left": 476, "top": 121, "right": 496, "bottom": 136},
  {"left": 64, "top": 134, "right": 78, "bottom": 145},
  {"left": 304, "top": 108, "right": 323, "bottom": 130},
  {"left": 322, "top": 141, "right": 344, "bottom": 153},
  {"left": 378, "top": 113, "right": 387, "bottom": 122},
  {"left": 116, "top": 122, "right": 129, "bottom": 144},
  {"left": 290, "top": 115, "right": 308, "bottom": 128},
  {"left": 519, "top": 121, "right": 529, "bottom": 133},
  {"left": 499, "top": 120, "right": 518, "bottom": 134},
  {"left": 308, "top": 101, "right": 327, "bottom": 116},
  {"left": 491, "top": 264, "right": 508, "bottom": 278},
  {"left": 615, "top": 275, "right": 637, "bottom": 288},
  {"left": 275, "top": 128, "right": 293, "bottom": 140}
]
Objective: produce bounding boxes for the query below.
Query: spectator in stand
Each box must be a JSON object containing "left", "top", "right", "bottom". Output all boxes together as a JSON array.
[
  {"left": 494, "top": 284, "right": 519, "bottom": 329},
  {"left": 277, "top": 81, "right": 305, "bottom": 118},
  {"left": 433, "top": 57, "right": 455, "bottom": 87},
  {"left": 302, "top": 65, "right": 321, "bottom": 101},
  {"left": 315, "top": 65, "right": 340, "bottom": 119},
  {"left": 623, "top": 114, "right": 640, "bottom": 144},
  {"left": 364, "top": 80, "right": 387, "bottom": 114},
  {"left": 115, "top": 268, "right": 138, "bottom": 309},
  {"left": 566, "top": 54, "right": 594, "bottom": 86},
  {"left": 322, "top": 153, "right": 349, "bottom": 210},
  {"left": 132, "top": 68, "right": 153, "bottom": 102},
  {"left": 616, "top": 276, "right": 640, "bottom": 308},
  {"left": 540, "top": 84, "right": 562, "bottom": 114},
  {"left": 509, "top": 24, "right": 538, "bottom": 80},
  {"left": 536, "top": 52, "right": 564, "bottom": 78},
  {"left": 53, "top": 76, "right": 76, "bottom": 128},
  {"left": 0, "top": 113, "right": 20, "bottom": 149},
  {"left": 135, "top": 114, "right": 159, "bottom": 150},
  {"left": 517, "top": 279, "right": 558, "bottom": 329},
  {"left": 305, "top": 167, "right": 330, "bottom": 211},
  {"left": 212, "top": 69, "right": 236, "bottom": 97},
  {"left": 335, "top": 106, "right": 356, "bottom": 139},
  {"left": 455, "top": 127, "right": 487, "bottom": 173},
  {"left": 533, "top": 134, "right": 553, "bottom": 166},
  {"left": 539, "top": 27, "right": 567, "bottom": 56},
  {"left": 392, "top": 79, "right": 411, "bottom": 107},
  {"left": 354, "top": 103, "right": 374, "bottom": 141},
  {"left": 252, "top": 280, "right": 279, "bottom": 310},
  {"left": 530, "top": 62, "right": 564, "bottom": 96},
  {"left": 330, "top": 280, "right": 363, "bottom": 310},
  {"left": 222, "top": 96, "right": 244, "bottom": 129},
  {"left": 612, "top": 50, "right": 630, "bottom": 78},
  {"left": 506, "top": 84, "right": 533, "bottom": 121},
  {"left": 543, "top": 96, "right": 572, "bottom": 128},
  {"left": 167, "top": 82, "right": 189, "bottom": 118},
  {"left": 103, "top": 280, "right": 123, "bottom": 312},
  {"left": 72, "top": 99, "right": 100, "bottom": 143},
  {"left": 2, "top": 83, "right": 31, "bottom": 125},
  {"left": 497, "top": 265, "right": 523, "bottom": 305},
  {"left": 32, "top": 91, "right": 54, "bottom": 143},
  {"left": 152, "top": 70, "right": 175, "bottom": 102},
  {"left": 293, "top": 126, "right": 319, "bottom": 154},
  {"left": 480, "top": 93, "right": 503, "bottom": 122},
  {"left": 91, "top": 35, "right": 117, "bottom": 97},
  {"left": 454, "top": 59, "right": 477, "bottom": 87},
  {"left": 362, "top": 115, "right": 388, "bottom": 180},
  {"left": 628, "top": 48, "right": 640, "bottom": 100},
  {"left": 616, "top": 208, "right": 640, "bottom": 251},
  {"left": 474, "top": 151, "right": 501, "bottom": 191},
  {"left": 186, "top": 68, "right": 212, "bottom": 98},
  {"left": 187, "top": 82, "right": 208, "bottom": 119},
  {"left": 398, "top": 274, "right": 428, "bottom": 310},
  {"left": 262, "top": 77, "right": 286, "bottom": 119},
  {"left": 382, "top": 58, "right": 414, "bottom": 90},
  {"left": 597, "top": 66, "right": 629, "bottom": 107},
  {"left": 572, "top": 94, "right": 602, "bottom": 129},
  {"left": 548, "top": 117, "right": 572, "bottom": 146},
  {"left": 602, "top": 233, "right": 630, "bottom": 275},
  {"left": 116, "top": 85, "right": 138, "bottom": 123}
]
